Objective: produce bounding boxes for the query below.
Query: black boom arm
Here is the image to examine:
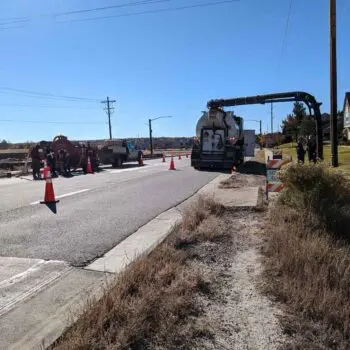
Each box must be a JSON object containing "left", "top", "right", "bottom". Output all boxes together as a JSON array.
[{"left": 207, "top": 91, "right": 323, "bottom": 159}]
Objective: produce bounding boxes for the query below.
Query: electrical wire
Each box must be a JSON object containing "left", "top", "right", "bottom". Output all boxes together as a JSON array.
[
  {"left": 58, "top": 0, "right": 239, "bottom": 24},
  {"left": 0, "top": 0, "right": 238, "bottom": 28},
  {"left": 0, "top": 119, "right": 106, "bottom": 125},
  {"left": 0, "top": 0, "right": 171, "bottom": 26},
  {"left": 0, "top": 87, "right": 100, "bottom": 103},
  {"left": 0, "top": 103, "right": 100, "bottom": 109}
]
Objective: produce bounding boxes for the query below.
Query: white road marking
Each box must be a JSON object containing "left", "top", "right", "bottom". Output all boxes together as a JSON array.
[
  {"left": 109, "top": 163, "right": 164, "bottom": 174},
  {"left": 30, "top": 188, "right": 90, "bottom": 205}
]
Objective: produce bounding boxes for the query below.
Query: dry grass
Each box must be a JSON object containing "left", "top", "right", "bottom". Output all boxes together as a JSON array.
[
  {"left": 255, "top": 149, "right": 266, "bottom": 163},
  {"left": 263, "top": 163, "right": 350, "bottom": 349},
  {"left": 52, "top": 197, "right": 226, "bottom": 350},
  {"left": 277, "top": 163, "right": 350, "bottom": 240}
]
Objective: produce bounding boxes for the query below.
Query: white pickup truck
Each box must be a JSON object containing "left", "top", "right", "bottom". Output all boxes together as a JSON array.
[{"left": 97, "top": 140, "right": 143, "bottom": 167}]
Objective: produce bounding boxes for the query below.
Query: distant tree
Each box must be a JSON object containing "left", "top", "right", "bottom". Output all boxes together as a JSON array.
[
  {"left": 292, "top": 101, "right": 307, "bottom": 123},
  {"left": 282, "top": 114, "right": 300, "bottom": 142},
  {"left": 0, "top": 139, "right": 10, "bottom": 149},
  {"left": 300, "top": 116, "right": 316, "bottom": 137}
]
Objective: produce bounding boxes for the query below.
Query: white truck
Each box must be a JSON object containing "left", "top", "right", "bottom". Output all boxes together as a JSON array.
[
  {"left": 191, "top": 109, "right": 245, "bottom": 170},
  {"left": 97, "top": 140, "right": 143, "bottom": 167},
  {"left": 243, "top": 130, "right": 256, "bottom": 158}
]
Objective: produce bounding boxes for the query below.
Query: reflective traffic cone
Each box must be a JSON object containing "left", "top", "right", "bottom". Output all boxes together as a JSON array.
[
  {"left": 43, "top": 161, "right": 49, "bottom": 179},
  {"left": 40, "top": 169, "right": 59, "bottom": 204},
  {"left": 178, "top": 154, "right": 182, "bottom": 160},
  {"left": 169, "top": 156, "right": 176, "bottom": 170},
  {"left": 87, "top": 157, "right": 93, "bottom": 174}
]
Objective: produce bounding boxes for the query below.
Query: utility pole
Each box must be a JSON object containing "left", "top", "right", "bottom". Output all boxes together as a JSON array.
[
  {"left": 101, "top": 96, "right": 116, "bottom": 140},
  {"left": 330, "top": 0, "right": 338, "bottom": 167},
  {"left": 148, "top": 118, "right": 153, "bottom": 156},
  {"left": 271, "top": 102, "right": 274, "bottom": 134}
]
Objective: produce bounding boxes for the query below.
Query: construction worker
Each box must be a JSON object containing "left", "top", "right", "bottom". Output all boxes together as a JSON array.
[
  {"left": 307, "top": 136, "right": 317, "bottom": 164},
  {"left": 80, "top": 145, "right": 88, "bottom": 174},
  {"left": 30, "top": 145, "right": 41, "bottom": 180},
  {"left": 63, "top": 150, "right": 71, "bottom": 177},
  {"left": 46, "top": 146, "right": 57, "bottom": 178},
  {"left": 296, "top": 139, "right": 305, "bottom": 164},
  {"left": 57, "top": 149, "right": 65, "bottom": 176}
]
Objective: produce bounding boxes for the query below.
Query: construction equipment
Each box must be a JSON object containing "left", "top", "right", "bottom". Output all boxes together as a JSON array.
[
  {"left": 206, "top": 91, "right": 324, "bottom": 160},
  {"left": 191, "top": 91, "right": 324, "bottom": 171},
  {"left": 191, "top": 109, "right": 245, "bottom": 170}
]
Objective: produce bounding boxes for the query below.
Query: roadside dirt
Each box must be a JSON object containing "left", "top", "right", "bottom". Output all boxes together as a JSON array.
[{"left": 192, "top": 208, "right": 285, "bottom": 350}]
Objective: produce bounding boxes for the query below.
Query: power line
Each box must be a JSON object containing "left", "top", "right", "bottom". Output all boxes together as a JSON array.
[
  {"left": 0, "top": 87, "right": 100, "bottom": 103},
  {"left": 58, "top": 0, "right": 239, "bottom": 24},
  {"left": 0, "top": 0, "right": 170, "bottom": 26},
  {"left": 0, "top": 0, "right": 239, "bottom": 29},
  {"left": 0, "top": 103, "right": 100, "bottom": 109},
  {"left": 0, "top": 119, "right": 106, "bottom": 125}
]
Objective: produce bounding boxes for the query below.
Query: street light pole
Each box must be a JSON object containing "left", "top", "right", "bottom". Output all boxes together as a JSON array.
[
  {"left": 330, "top": 0, "right": 338, "bottom": 167},
  {"left": 148, "top": 118, "right": 153, "bottom": 156},
  {"left": 148, "top": 116, "right": 172, "bottom": 156}
]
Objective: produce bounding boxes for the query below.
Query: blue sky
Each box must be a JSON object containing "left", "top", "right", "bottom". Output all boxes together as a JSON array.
[{"left": 0, "top": 0, "right": 349, "bottom": 142}]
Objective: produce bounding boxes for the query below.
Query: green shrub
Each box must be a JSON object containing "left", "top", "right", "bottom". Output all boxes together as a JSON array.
[{"left": 277, "top": 163, "right": 350, "bottom": 240}]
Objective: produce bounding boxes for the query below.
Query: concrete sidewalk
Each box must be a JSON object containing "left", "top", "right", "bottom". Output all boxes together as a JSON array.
[{"left": 0, "top": 173, "right": 261, "bottom": 350}]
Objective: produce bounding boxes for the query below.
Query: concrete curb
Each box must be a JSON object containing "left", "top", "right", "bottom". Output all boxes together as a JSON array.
[{"left": 85, "top": 207, "right": 182, "bottom": 274}]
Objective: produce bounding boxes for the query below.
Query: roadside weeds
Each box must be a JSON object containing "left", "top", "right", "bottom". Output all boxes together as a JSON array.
[{"left": 263, "top": 163, "right": 350, "bottom": 349}]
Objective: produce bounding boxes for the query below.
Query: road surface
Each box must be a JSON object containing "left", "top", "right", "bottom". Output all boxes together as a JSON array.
[{"left": 0, "top": 158, "right": 219, "bottom": 266}]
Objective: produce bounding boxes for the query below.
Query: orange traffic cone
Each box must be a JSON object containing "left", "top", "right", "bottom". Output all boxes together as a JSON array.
[
  {"left": 40, "top": 169, "right": 59, "bottom": 204},
  {"left": 43, "top": 161, "right": 49, "bottom": 179},
  {"left": 178, "top": 154, "right": 182, "bottom": 160},
  {"left": 87, "top": 157, "right": 93, "bottom": 174},
  {"left": 162, "top": 154, "right": 166, "bottom": 163},
  {"left": 169, "top": 156, "right": 176, "bottom": 170}
]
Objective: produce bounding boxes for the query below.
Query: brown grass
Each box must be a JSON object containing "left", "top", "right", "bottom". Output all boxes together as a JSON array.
[
  {"left": 263, "top": 164, "right": 350, "bottom": 349},
  {"left": 52, "top": 197, "right": 226, "bottom": 350},
  {"left": 255, "top": 149, "right": 266, "bottom": 163}
]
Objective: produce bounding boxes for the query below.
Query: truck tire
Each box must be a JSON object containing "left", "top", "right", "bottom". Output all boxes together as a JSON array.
[{"left": 113, "top": 156, "right": 123, "bottom": 168}]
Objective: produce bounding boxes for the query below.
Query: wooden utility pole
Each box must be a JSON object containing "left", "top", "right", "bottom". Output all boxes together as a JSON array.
[
  {"left": 330, "top": 0, "right": 338, "bottom": 167},
  {"left": 101, "top": 96, "right": 116, "bottom": 140}
]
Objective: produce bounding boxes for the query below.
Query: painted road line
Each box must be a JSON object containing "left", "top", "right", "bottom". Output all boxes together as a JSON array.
[
  {"left": 109, "top": 163, "right": 165, "bottom": 174},
  {"left": 30, "top": 188, "right": 90, "bottom": 205}
]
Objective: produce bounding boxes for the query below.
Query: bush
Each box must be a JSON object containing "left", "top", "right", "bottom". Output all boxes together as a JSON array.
[{"left": 277, "top": 163, "right": 350, "bottom": 240}]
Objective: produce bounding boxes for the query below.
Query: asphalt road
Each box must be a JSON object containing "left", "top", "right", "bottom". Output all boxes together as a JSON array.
[{"left": 0, "top": 158, "right": 220, "bottom": 266}]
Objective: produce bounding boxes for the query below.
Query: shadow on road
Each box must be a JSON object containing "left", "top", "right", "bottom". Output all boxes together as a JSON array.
[{"left": 43, "top": 202, "right": 58, "bottom": 214}]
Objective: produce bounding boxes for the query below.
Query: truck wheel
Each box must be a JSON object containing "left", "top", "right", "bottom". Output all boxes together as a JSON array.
[{"left": 113, "top": 157, "right": 123, "bottom": 168}]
